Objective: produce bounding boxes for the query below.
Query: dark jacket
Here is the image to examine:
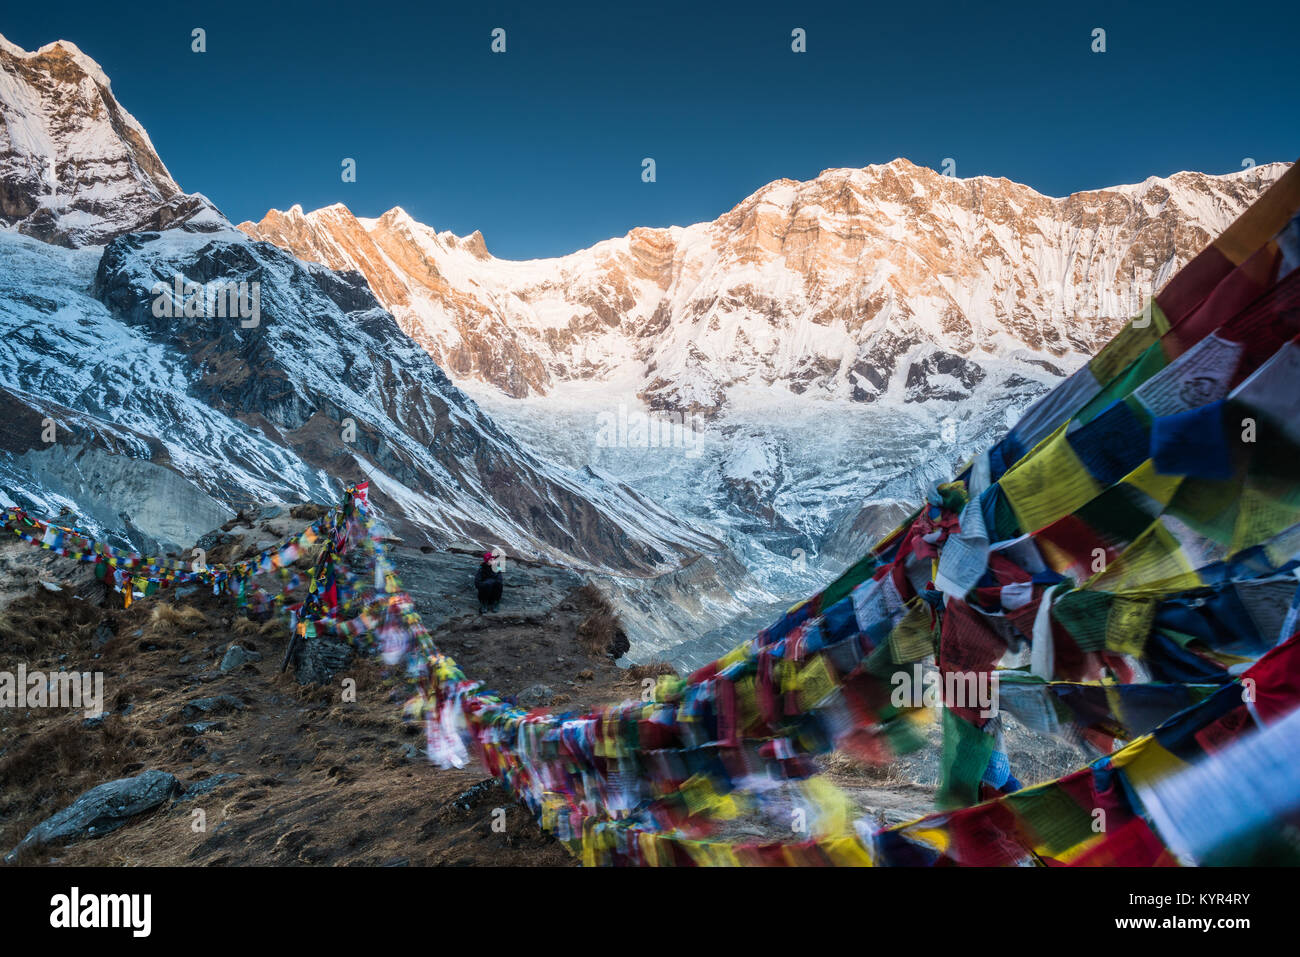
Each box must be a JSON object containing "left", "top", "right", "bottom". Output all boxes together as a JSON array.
[{"left": 475, "top": 562, "right": 503, "bottom": 605}]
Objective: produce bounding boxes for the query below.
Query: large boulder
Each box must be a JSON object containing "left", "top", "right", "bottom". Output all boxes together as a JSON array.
[
  {"left": 292, "top": 634, "right": 353, "bottom": 685},
  {"left": 6, "top": 769, "right": 178, "bottom": 860}
]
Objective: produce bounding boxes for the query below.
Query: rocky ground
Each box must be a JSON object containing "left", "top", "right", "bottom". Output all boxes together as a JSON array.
[{"left": 0, "top": 508, "right": 1081, "bottom": 866}]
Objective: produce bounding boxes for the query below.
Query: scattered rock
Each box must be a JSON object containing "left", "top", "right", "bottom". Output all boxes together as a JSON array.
[
  {"left": 177, "top": 773, "right": 241, "bottom": 802},
  {"left": 450, "top": 779, "right": 498, "bottom": 814},
  {"left": 516, "top": 684, "right": 554, "bottom": 707},
  {"left": 182, "top": 694, "right": 244, "bottom": 719},
  {"left": 6, "top": 770, "right": 179, "bottom": 860},
  {"left": 220, "top": 644, "right": 263, "bottom": 673},
  {"left": 92, "top": 621, "right": 116, "bottom": 646},
  {"left": 181, "top": 720, "right": 227, "bottom": 736},
  {"left": 82, "top": 713, "right": 109, "bottom": 729}
]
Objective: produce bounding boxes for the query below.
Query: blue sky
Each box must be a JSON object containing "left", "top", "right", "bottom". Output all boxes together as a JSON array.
[{"left": 4, "top": 1, "right": 1297, "bottom": 259}]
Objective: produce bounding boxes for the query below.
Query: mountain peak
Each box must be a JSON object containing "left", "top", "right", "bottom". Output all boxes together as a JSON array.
[
  {"left": 378, "top": 205, "right": 415, "bottom": 225},
  {"left": 40, "top": 38, "right": 114, "bottom": 89},
  {"left": 0, "top": 32, "right": 222, "bottom": 246},
  {"left": 462, "top": 229, "right": 489, "bottom": 258},
  {"left": 439, "top": 227, "right": 490, "bottom": 259}
]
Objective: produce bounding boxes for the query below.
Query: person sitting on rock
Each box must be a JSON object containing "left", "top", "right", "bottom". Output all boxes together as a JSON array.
[{"left": 474, "top": 551, "right": 503, "bottom": 613}]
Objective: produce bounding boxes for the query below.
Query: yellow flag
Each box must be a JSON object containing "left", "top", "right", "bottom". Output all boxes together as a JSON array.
[
  {"left": 1091, "top": 523, "right": 1199, "bottom": 593},
  {"left": 1000, "top": 424, "right": 1103, "bottom": 533},
  {"left": 1088, "top": 303, "right": 1170, "bottom": 386},
  {"left": 796, "top": 655, "right": 837, "bottom": 710}
]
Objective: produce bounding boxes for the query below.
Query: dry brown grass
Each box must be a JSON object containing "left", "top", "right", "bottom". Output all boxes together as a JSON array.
[
  {"left": 576, "top": 615, "right": 618, "bottom": 656},
  {"left": 149, "top": 603, "right": 206, "bottom": 630},
  {"left": 572, "top": 584, "right": 628, "bottom": 658},
  {"left": 0, "top": 613, "right": 35, "bottom": 655},
  {"left": 0, "top": 714, "right": 138, "bottom": 820},
  {"left": 824, "top": 751, "right": 914, "bottom": 786},
  {"left": 231, "top": 617, "right": 262, "bottom": 639},
  {"left": 625, "top": 660, "right": 677, "bottom": 681},
  {"left": 0, "top": 589, "right": 102, "bottom": 656}
]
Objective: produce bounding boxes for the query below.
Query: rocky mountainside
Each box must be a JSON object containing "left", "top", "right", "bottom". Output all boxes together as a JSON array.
[
  {"left": 0, "top": 33, "right": 735, "bottom": 606},
  {"left": 241, "top": 160, "right": 1287, "bottom": 415},
  {"left": 0, "top": 35, "right": 220, "bottom": 246}
]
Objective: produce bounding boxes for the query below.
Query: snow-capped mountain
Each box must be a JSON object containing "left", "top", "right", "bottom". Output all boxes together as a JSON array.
[
  {"left": 240, "top": 160, "right": 1287, "bottom": 416},
  {"left": 238, "top": 153, "right": 1287, "bottom": 642},
  {"left": 0, "top": 33, "right": 736, "bottom": 606},
  {"left": 0, "top": 35, "right": 220, "bottom": 246}
]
